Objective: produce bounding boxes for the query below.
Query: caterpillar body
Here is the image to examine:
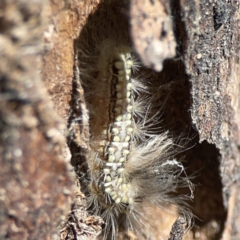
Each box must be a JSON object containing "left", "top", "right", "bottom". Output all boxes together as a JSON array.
[{"left": 76, "top": 1, "right": 193, "bottom": 239}]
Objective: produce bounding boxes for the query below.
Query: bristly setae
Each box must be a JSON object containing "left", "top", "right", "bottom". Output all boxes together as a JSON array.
[{"left": 75, "top": 1, "right": 193, "bottom": 239}]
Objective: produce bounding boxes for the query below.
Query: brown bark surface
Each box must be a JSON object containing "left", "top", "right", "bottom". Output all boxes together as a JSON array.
[
  {"left": 178, "top": 1, "right": 240, "bottom": 239},
  {"left": 130, "top": 0, "right": 240, "bottom": 239},
  {"left": 0, "top": 0, "right": 76, "bottom": 239}
]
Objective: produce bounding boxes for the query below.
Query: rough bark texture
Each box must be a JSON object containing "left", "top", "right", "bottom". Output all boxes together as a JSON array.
[
  {"left": 1, "top": 0, "right": 240, "bottom": 240},
  {"left": 0, "top": 0, "right": 75, "bottom": 239},
  {"left": 130, "top": 0, "right": 240, "bottom": 239},
  {"left": 177, "top": 1, "right": 240, "bottom": 239}
]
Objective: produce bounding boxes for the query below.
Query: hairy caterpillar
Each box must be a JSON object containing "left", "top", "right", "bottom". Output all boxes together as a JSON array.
[{"left": 75, "top": 1, "right": 193, "bottom": 239}]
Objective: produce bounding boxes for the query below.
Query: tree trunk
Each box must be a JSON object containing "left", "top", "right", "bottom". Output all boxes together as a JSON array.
[{"left": 1, "top": 0, "right": 239, "bottom": 240}]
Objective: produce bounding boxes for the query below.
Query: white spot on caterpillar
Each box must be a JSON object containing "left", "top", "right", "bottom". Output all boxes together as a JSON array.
[{"left": 76, "top": 1, "right": 193, "bottom": 240}]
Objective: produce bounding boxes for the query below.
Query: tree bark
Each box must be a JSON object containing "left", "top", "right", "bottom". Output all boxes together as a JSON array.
[{"left": 1, "top": 0, "right": 239, "bottom": 240}]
